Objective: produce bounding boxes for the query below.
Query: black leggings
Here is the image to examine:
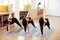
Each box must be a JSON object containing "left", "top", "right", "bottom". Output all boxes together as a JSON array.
[
  {"left": 23, "top": 24, "right": 27, "bottom": 32},
  {"left": 40, "top": 23, "right": 44, "bottom": 35},
  {"left": 10, "top": 18, "right": 22, "bottom": 27},
  {"left": 28, "top": 20, "right": 36, "bottom": 27},
  {"left": 40, "top": 22, "right": 50, "bottom": 35},
  {"left": 39, "top": 17, "right": 50, "bottom": 35},
  {"left": 6, "top": 18, "right": 22, "bottom": 31},
  {"left": 45, "top": 22, "right": 50, "bottom": 29},
  {"left": 22, "top": 18, "right": 27, "bottom": 32}
]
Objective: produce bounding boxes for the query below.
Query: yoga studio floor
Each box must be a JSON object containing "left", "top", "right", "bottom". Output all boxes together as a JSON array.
[{"left": 0, "top": 15, "right": 60, "bottom": 40}]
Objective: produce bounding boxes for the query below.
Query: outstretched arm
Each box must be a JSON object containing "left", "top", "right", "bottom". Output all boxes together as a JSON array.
[
  {"left": 8, "top": 13, "right": 12, "bottom": 22},
  {"left": 43, "top": 0, "right": 46, "bottom": 23}
]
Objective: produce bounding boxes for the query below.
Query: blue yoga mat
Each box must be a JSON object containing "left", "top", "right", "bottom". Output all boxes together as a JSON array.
[{"left": 0, "top": 22, "right": 55, "bottom": 38}]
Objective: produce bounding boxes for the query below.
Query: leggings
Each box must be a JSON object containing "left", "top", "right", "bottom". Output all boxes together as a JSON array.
[
  {"left": 5, "top": 17, "right": 22, "bottom": 31},
  {"left": 23, "top": 24, "right": 27, "bottom": 32},
  {"left": 22, "top": 18, "right": 27, "bottom": 32},
  {"left": 28, "top": 20, "right": 36, "bottom": 28},
  {"left": 45, "top": 18, "right": 50, "bottom": 29},
  {"left": 39, "top": 17, "right": 50, "bottom": 35},
  {"left": 40, "top": 23, "right": 44, "bottom": 35},
  {"left": 10, "top": 18, "right": 22, "bottom": 27}
]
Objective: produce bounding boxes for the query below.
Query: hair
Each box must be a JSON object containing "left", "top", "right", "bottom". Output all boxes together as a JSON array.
[
  {"left": 29, "top": 17, "right": 31, "bottom": 20},
  {"left": 11, "top": 12, "right": 15, "bottom": 15}
]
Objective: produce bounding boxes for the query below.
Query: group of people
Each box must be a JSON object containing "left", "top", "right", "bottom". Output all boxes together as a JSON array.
[{"left": 7, "top": 12, "right": 50, "bottom": 36}]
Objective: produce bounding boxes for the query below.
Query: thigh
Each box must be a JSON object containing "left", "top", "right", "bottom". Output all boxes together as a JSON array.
[
  {"left": 10, "top": 18, "right": 15, "bottom": 25},
  {"left": 23, "top": 24, "right": 27, "bottom": 28}
]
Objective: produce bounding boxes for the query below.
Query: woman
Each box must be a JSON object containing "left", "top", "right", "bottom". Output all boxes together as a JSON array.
[
  {"left": 7, "top": 12, "right": 23, "bottom": 31},
  {"left": 39, "top": 17, "right": 50, "bottom": 35}
]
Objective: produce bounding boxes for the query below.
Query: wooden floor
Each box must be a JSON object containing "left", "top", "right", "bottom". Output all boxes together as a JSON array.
[{"left": 0, "top": 15, "right": 60, "bottom": 40}]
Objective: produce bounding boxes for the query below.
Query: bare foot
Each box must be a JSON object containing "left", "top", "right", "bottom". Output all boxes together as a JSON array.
[{"left": 24, "top": 32, "right": 27, "bottom": 34}]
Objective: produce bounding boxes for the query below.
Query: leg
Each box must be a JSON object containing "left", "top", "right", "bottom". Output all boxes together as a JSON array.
[
  {"left": 22, "top": 18, "right": 27, "bottom": 34},
  {"left": 45, "top": 19, "right": 50, "bottom": 29},
  {"left": 30, "top": 20, "right": 36, "bottom": 28},
  {"left": 23, "top": 24, "right": 27, "bottom": 34},
  {"left": 23, "top": 25, "right": 26, "bottom": 32},
  {"left": 5, "top": 19, "right": 10, "bottom": 31},
  {"left": 7, "top": 25, "right": 8, "bottom": 31},
  {"left": 46, "top": 23, "right": 50, "bottom": 29},
  {"left": 5, "top": 19, "right": 9, "bottom": 31},
  {"left": 40, "top": 24, "right": 43, "bottom": 35},
  {"left": 11, "top": 18, "right": 22, "bottom": 28},
  {"left": 39, "top": 17, "right": 44, "bottom": 35}
]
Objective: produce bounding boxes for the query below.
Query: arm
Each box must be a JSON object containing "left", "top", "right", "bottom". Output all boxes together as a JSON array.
[
  {"left": 8, "top": 13, "right": 12, "bottom": 22},
  {"left": 43, "top": 0, "right": 46, "bottom": 23}
]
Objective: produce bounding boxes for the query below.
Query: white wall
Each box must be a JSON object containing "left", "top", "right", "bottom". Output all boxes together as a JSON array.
[
  {"left": 14, "top": 0, "right": 19, "bottom": 20},
  {"left": 47, "top": 0, "right": 60, "bottom": 16}
]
